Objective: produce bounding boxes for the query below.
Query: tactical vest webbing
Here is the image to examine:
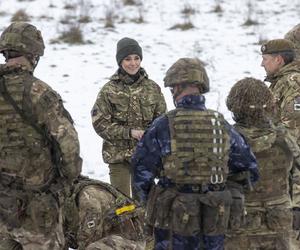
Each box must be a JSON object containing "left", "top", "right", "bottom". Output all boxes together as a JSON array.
[
  {"left": 0, "top": 70, "right": 56, "bottom": 190},
  {"left": 163, "top": 108, "right": 230, "bottom": 185},
  {"left": 237, "top": 127, "right": 293, "bottom": 201}
]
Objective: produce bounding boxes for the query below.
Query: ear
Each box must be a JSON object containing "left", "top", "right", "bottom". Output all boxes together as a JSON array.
[{"left": 275, "top": 55, "right": 285, "bottom": 66}]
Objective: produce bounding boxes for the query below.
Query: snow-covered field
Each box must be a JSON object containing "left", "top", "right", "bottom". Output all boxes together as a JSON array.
[{"left": 0, "top": 0, "right": 299, "bottom": 182}]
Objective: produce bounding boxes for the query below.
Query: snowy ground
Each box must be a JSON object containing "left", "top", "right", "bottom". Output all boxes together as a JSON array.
[{"left": 0, "top": 0, "right": 299, "bottom": 182}]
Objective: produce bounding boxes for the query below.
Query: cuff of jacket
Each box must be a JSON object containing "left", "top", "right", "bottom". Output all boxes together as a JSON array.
[{"left": 123, "top": 127, "right": 131, "bottom": 139}]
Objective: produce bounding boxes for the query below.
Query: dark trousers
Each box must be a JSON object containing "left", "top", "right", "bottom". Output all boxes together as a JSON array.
[{"left": 154, "top": 228, "right": 224, "bottom": 250}]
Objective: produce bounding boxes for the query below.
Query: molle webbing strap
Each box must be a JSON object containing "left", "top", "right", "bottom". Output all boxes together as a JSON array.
[
  {"left": 164, "top": 109, "right": 230, "bottom": 184},
  {"left": 0, "top": 76, "right": 45, "bottom": 138}
]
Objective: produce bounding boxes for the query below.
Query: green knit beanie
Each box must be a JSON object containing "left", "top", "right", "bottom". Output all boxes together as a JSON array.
[{"left": 116, "top": 37, "right": 143, "bottom": 65}]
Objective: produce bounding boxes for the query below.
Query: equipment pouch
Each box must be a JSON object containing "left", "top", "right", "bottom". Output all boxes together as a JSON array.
[
  {"left": 202, "top": 190, "right": 231, "bottom": 235},
  {"left": 153, "top": 188, "right": 177, "bottom": 229},
  {"left": 228, "top": 187, "right": 245, "bottom": 230},
  {"left": 171, "top": 193, "right": 200, "bottom": 236},
  {"left": 293, "top": 208, "right": 300, "bottom": 230},
  {"left": 266, "top": 207, "right": 292, "bottom": 231},
  {"left": 145, "top": 185, "right": 164, "bottom": 226},
  {"left": 243, "top": 209, "right": 262, "bottom": 231}
]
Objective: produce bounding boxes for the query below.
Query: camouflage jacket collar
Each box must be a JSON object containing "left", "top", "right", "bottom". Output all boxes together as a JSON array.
[
  {"left": 176, "top": 94, "right": 206, "bottom": 110},
  {"left": 110, "top": 67, "right": 148, "bottom": 85},
  {"left": 266, "top": 61, "right": 300, "bottom": 83}
]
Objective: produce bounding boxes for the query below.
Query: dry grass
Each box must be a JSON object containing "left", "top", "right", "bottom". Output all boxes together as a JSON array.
[
  {"left": 11, "top": 9, "right": 30, "bottom": 22},
  {"left": 64, "top": 3, "right": 76, "bottom": 10},
  {"left": 123, "top": 0, "right": 136, "bottom": 5},
  {"left": 181, "top": 3, "right": 196, "bottom": 15},
  {"left": 212, "top": 4, "right": 223, "bottom": 13},
  {"left": 104, "top": 7, "right": 115, "bottom": 28},
  {"left": 50, "top": 26, "right": 84, "bottom": 44},
  {"left": 169, "top": 21, "right": 195, "bottom": 31},
  {"left": 243, "top": 18, "right": 259, "bottom": 26},
  {"left": 78, "top": 15, "right": 91, "bottom": 23}
]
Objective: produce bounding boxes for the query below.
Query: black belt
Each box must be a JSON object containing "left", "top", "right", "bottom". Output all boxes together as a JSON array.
[{"left": 168, "top": 183, "right": 225, "bottom": 193}]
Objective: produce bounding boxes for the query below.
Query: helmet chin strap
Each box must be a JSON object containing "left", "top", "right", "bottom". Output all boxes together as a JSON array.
[
  {"left": 171, "top": 85, "right": 184, "bottom": 107},
  {"left": 24, "top": 54, "right": 40, "bottom": 69},
  {"left": 31, "top": 56, "right": 40, "bottom": 69}
]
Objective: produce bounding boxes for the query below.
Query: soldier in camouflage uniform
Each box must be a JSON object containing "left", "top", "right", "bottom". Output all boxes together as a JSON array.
[
  {"left": 91, "top": 37, "right": 166, "bottom": 197},
  {"left": 225, "top": 77, "right": 300, "bottom": 250},
  {"left": 285, "top": 24, "right": 300, "bottom": 60},
  {"left": 0, "top": 22, "right": 82, "bottom": 249},
  {"left": 261, "top": 39, "right": 300, "bottom": 237},
  {"left": 63, "top": 175, "right": 146, "bottom": 250},
  {"left": 132, "top": 58, "right": 259, "bottom": 250}
]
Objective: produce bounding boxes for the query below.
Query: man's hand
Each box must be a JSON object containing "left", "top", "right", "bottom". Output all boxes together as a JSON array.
[{"left": 131, "top": 129, "right": 144, "bottom": 140}]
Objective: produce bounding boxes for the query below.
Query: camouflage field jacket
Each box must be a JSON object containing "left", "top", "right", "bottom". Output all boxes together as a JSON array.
[
  {"left": 92, "top": 68, "right": 166, "bottom": 163},
  {"left": 267, "top": 61, "right": 300, "bottom": 138},
  {"left": 0, "top": 63, "right": 82, "bottom": 188}
]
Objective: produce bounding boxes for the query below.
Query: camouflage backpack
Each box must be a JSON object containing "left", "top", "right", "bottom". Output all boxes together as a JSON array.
[{"left": 63, "top": 176, "right": 145, "bottom": 249}]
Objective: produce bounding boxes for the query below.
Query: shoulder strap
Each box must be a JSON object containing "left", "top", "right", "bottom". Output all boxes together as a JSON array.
[
  {"left": 75, "top": 176, "right": 135, "bottom": 207},
  {"left": 0, "top": 76, "right": 62, "bottom": 191},
  {"left": 166, "top": 109, "right": 180, "bottom": 152},
  {"left": 0, "top": 76, "right": 45, "bottom": 136}
]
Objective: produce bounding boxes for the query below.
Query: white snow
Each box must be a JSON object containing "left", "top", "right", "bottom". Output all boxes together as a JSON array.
[{"left": 0, "top": 0, "right": 299, "bottom": 182}]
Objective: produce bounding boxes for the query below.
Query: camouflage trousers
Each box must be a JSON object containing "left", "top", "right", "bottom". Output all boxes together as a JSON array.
[
  {"left": 85, "top": 235, "right": 146, "bottom": 250},
  {"left": 225, "top": 231, "right": 299, "bottom": 250},
  {"left": 109, "top": 161, "right": 133, "bottom": 197},
  {"left": 0, "top": 190, "right": 64, "bottom": 250}
]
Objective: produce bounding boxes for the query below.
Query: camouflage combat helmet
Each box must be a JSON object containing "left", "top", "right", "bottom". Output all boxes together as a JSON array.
[
  {"left": 285, "top": 24, "right": 300, "bottom": 49},
  {"left": 163, "top": 57, "right": 210, "bottom": 93},
  {"left": 226, "top": 77, "right": 274, "bottom": 124},
  {"left": 285, "top": 24, "right": 300, "bottom": 59},
  {"left": 0, "top": 22, "right": 44, "bottom": 56}
]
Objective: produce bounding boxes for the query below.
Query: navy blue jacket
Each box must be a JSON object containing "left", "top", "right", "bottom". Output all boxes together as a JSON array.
[{"left": 132, "top": 95, "right": 259, "bottom": 203}]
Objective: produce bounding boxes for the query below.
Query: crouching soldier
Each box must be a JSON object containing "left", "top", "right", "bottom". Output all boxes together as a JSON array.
[
  {"left": 225, "top": 77, "right": 299, "bottom": 249},
  {"left": 63, "top": 175, "right": 146, "bottom": 250}
]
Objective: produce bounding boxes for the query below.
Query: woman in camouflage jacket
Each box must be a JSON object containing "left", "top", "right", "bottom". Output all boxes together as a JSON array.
[{"left": 91, "top": 37, "right": 166, "bottom": 197}]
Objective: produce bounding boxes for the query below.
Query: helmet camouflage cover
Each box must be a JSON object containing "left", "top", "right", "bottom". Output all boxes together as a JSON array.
[
  {"left": 226, "top": 77, "right": 274, "bottom": 124},
  {"left": 285, "top": 24, "right": 300, "bottom": 59},
  {"left": 285, "top": 24, "right": 300, "bottom": 49},
  {"left": 0, "top": 22, "right": 44, "bottom": 56},
  {"left": 163, "top": 57, "right": 210, "bottom": 93}
]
